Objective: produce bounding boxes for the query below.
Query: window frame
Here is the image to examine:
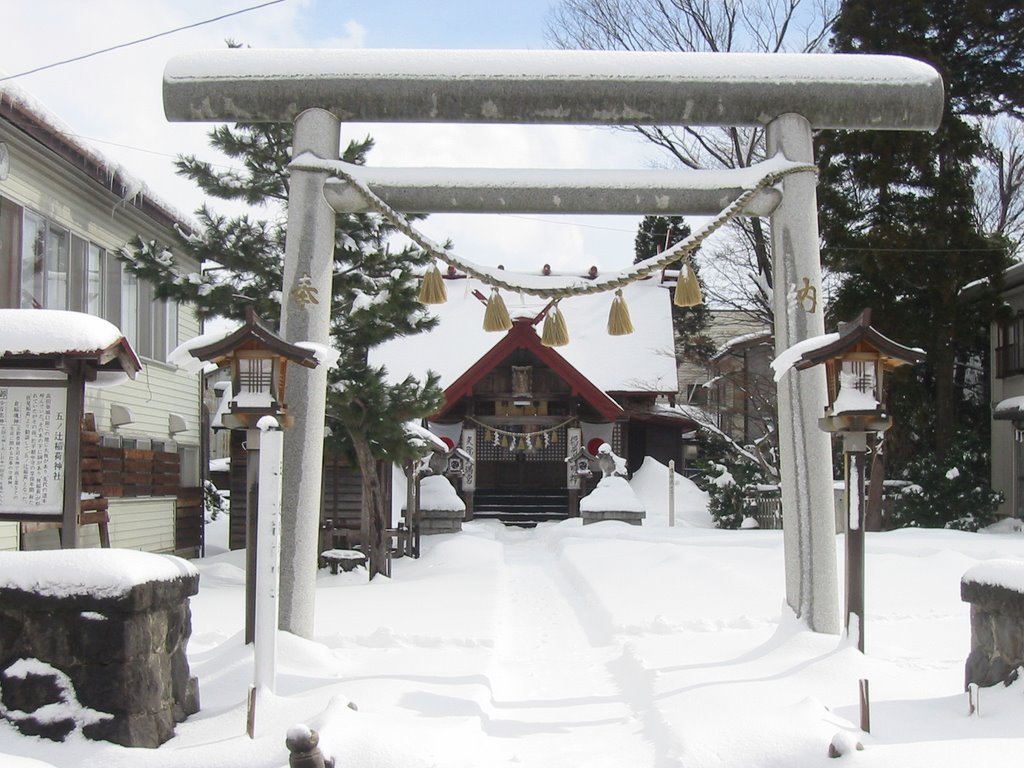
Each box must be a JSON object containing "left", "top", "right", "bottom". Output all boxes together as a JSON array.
[{"left": 997, "top": 312, "right": 1024, "bottom": 379}]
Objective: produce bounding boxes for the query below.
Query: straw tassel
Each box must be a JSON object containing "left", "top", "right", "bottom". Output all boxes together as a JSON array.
[
  {"left": 541, "top": 302, "right": 570, "bottom": 347},
  {"left": 417, "top": 263, "right": 447, "bottom": 304},
  {"left": 607, "top": 288, "right": 634, "bottom": 336},
  {"left": 674, "top": 259, "right": 703, "bottom": 307},
  {"left": 483, "top": 288, "right": 513, "bottom": 332}
]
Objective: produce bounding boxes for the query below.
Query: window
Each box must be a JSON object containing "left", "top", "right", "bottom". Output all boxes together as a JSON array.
[
  {"left": 19, "top": 211, "right": 70, "bottom": 309},
  {"left": 165, "top": 300, "right": 178, "bottom": 357},
  {"left": 997, "top": 313, "right": 1024, "bottom": 378},
  {"left": 121, "top": 267, "right": 139, "bottom": 348},
  {"left": 178, "top": 445, "right": 200, "bottom": 487},
  {"left": 0, "top": 196, "right": 21, "bottom": 308},
  {"left": 5, "top": 202, "right": 178, "bottom": 360},
  {"left": 102, "top": 250, "right": 121, "bottom": 326},
  {"left": 85, "top": 243, "right": 103, "bottom": 314},
  {"left": 20, "top": 210, "right": 45, "bottom": 308}
]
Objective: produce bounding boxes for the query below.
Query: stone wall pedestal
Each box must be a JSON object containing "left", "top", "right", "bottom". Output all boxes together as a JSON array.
[
  {"left": 961, "top": 561, "right": 1024, "bottom": 688},
  {"left": 0, "top": 550, "right": 200, "bottom": 747}
]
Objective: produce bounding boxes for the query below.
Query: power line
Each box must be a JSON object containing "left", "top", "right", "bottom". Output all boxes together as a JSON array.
[
  {"left": 822, "top": 245, "right": 1009, "bottom": 254},
  {"left": 502, "top": 213, "right": 640, "bottom": 234},
  {"left": 0, "top": 0, "right": 286, "bottom": 82}
]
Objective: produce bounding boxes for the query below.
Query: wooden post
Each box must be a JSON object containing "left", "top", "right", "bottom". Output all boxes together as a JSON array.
[
  {"left": 60, "top": 362, "right": 86, "bottom": 549},
  {"left": 250, "top": 419, "right": 283, "bottom": 738},
  {"left": 859, "top": 678, "right": 871, "bottom": 733},
  {"left": 244, "top": 428, "right": 260, "bottom": 645},
  {"left": 845, "top": 436, "right": 867, "bottom": 653},
  {"left": 668, "top": 459, "right": 676, "bottom": 528}
]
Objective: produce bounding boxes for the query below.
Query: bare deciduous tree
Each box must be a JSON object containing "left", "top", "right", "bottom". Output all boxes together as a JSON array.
[
  {"left": 547, "top": 0, "right": 840, "bottom": 312},
  {"left": 975, "top": 116, "right": 1024, "bottom": 259}
]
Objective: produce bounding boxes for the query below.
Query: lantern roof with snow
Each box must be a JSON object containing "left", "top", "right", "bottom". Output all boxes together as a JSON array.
[
  {"left": 184, "top": 308, "right": 319, "bottom": 370},
  {"left": 790, "top": 309, "right": 925, "bottom": 373},
  {"left": 184, "top": 308, "right": 318, "bottom": 429}
]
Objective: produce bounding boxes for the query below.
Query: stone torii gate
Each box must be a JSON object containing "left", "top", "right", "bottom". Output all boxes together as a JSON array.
[{"left": 163, "top": 49, "right": 943, "bottom": 638}]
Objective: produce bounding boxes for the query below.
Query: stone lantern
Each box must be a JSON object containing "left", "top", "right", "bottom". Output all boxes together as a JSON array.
[
  {"left": 183, "top": 308, "right": 322, "bottom": 736},
  {"left": 186, "top": 308, "right": 318, "bottom": 430},
  {"left": 790, "top": 309, "right": 925, "bottom": 653}
]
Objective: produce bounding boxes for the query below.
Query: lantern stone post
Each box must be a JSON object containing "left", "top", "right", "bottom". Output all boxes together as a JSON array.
[
  {"left": 787, "top": 309, "right": 925, "bottom": 652},
  {"left": 179, "top": 310, "right": 318, "bottom": 735}
]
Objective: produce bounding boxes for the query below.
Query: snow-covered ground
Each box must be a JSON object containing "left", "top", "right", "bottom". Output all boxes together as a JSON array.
[{"left": 2, "top": 463, "right": 1023, "bottom": 767}]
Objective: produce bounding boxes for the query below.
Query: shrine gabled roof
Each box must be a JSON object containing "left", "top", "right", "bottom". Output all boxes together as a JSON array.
[
  {"left": 437, "top": 319, "right": 623, "bottom": 421},
  {"left": 0, "top": 309, "right": 141, "bottom": 379},
  {"left": 372, "top": 275, "right": 679, "bottom": 401},
  {"left": 185, "top": 308, "right": 318, "bottom": 369}
]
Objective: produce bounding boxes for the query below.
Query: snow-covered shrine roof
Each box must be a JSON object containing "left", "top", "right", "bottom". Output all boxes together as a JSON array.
[
  {"left": 0, "top": 309, "right": 141, "bottom": 381},
  {"left": 371, "top": 274, "right": 679, "bottom": 398}
]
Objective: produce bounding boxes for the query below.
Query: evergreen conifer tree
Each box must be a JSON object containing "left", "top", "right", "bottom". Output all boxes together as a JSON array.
[
  {"left": 817, "top": 0, "right": 1020, "bottom": 486},
  {"left": 122, "top": 121, "right": 444, "bottom": 579},
  {"left": 633, "top": 215, "right": 715, "bottom": 365}
]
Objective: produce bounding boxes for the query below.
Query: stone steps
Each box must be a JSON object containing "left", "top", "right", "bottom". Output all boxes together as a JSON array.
[{"left": 473, "top": 490, "right": 570, "bottom": 527}]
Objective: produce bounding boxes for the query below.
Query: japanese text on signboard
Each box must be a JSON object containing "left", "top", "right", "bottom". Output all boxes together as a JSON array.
[{"left": 0, "top": 385, "right": 67, "bottom": 514}]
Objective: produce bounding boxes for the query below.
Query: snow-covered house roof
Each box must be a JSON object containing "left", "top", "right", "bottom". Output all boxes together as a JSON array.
[
  {"left": 712, "top": 329, "right": 773, "bottom": 361},
  {"left": 371, "top": 274, "right": 679, "bottom": 404},
  {"left": 0, "top": 80, "right": 193, "bottom": 233}
]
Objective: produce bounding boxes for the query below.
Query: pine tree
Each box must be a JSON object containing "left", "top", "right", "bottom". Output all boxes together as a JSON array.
[
  {"left": 633, "top": 215, "right": 715, "bottom": 365},
  {"left": 122, "top": 121, "right": 444, "bottom": 578},
  {"left": 817, "top": 0, "right": 1021, "bottom": 478}
]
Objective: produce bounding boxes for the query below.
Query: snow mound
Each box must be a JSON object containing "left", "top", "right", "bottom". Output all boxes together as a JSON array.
[
  {"left": 580, "top": 475, "right": 645, "bottom": 513},
  {"left": 418, "top": 475, "right": 465, "bottom": 512},
  {"left": 630, "top": 456, "right": 712, "bottom": 527}
]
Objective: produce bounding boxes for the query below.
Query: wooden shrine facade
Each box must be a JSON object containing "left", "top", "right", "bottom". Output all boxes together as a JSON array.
[{"left": 431, "top": 318, "right": 696, "bottom": 517}]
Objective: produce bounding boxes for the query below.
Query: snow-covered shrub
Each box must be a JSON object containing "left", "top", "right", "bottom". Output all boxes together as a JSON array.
[
  {"left": 890, "top": 437, "right": 1002, "bottom": 531},
  {"left": 700, "top": 460, "right": 770, "bottom": 530},
  {"left": 203, "top": 480, "right": 227, "bottom": 522}
]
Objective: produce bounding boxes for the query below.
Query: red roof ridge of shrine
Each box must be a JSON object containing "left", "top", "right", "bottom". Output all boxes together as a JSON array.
[{"left": 435, "top": 319, "right": 623, "bottom": 421}]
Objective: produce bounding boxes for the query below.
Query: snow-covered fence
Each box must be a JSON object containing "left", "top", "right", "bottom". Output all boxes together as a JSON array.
[
  {"left": 743, "top": 485, "right": 906, "bottom": 532},
  {"left": 961, "top": 560, "right": 1024, "bottom": 688},
  {"left": 0, "top": 550, "right": 199, "bottom": 747},
  {"left": 744, "top": 488, "right": 784, "bottom": 529}
]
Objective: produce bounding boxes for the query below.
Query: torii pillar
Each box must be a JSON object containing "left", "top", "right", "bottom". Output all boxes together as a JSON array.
[
  {"left": 277, "top": 109, "right": 340, "bottom": 636},
  {"left": 163, "top": 48, "right": 943, "bottom": 638},
  {"left": 768, "top": 114, "right": 837, "bottom": 632}
]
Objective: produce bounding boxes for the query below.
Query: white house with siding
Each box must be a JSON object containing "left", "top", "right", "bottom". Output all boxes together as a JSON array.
[
  {"left": 992, "top": 261, "right": 1024, "bottom": 520},
  {"left": 0, "top": 83, "right": 203, "bottom": 554}
]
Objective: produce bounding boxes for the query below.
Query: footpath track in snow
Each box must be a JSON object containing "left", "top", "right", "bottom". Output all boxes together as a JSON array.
[{"left": 483, "top": 526, "right": 671, "bottom": 767}]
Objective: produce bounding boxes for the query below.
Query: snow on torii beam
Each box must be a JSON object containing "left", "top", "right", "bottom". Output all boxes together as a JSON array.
[
  {"left": 162, "top": 48, "right": 943, "bottom": 639},
  {"left": 314, "top": 162, "right": 786, "bottom": 217},
  {"left": 162, "top": 49, "right": 942, "bottom": 130}
]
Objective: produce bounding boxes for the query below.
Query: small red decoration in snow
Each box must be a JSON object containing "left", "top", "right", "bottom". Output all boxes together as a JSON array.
[{"left": 586, "top": 438, "right": 606, "bottom": 457}]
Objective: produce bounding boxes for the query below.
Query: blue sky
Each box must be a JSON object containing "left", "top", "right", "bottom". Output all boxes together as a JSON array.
[
  {"left": 304, "top": 1, "right": 555, "bottom": 49},
  {"left": 1, "top": 0, "right": 655, "bottom": 274}
]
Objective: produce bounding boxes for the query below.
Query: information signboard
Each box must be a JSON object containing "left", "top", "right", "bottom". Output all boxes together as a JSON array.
[{"left": 0, "top": 378, "right": 68, "bottom": 515}]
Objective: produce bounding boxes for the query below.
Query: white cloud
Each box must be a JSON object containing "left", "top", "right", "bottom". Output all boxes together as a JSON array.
[{"left": 1, "top": 2, "right": 673, "bottom": 273}]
